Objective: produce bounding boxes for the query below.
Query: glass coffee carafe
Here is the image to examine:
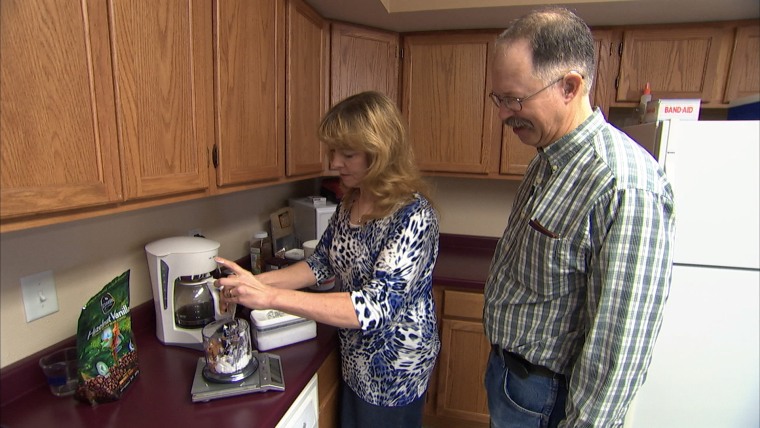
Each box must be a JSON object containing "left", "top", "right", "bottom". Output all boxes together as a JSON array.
[{"left": 174, "top": 274, "right": 232, "bottom": 329}]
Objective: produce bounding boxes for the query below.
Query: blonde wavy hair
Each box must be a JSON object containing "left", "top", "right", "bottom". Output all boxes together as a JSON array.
[{"left": 318, "top": 91, "right": 432, "bottom": 221}]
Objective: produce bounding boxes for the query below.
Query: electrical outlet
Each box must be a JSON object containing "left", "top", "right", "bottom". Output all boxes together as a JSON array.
[
  {"left": 188, "top": 228, "right": 202, "bottom": 237},
  {"left": 21, "top": 270, "right": 59, "bottom": 322}
]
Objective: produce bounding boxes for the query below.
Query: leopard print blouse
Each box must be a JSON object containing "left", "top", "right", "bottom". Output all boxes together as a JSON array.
[{"left": 306, "top": 193, "right": 440, "bottom": 406}]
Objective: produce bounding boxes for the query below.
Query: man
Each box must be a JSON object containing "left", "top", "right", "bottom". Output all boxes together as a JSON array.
[{"left": 483, "top": 7, "right": 676, "bottom": 427}]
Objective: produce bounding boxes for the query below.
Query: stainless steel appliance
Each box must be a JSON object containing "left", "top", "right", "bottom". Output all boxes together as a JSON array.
[{"left": 145, "top": 236, "right": 233, "bottom": 349}]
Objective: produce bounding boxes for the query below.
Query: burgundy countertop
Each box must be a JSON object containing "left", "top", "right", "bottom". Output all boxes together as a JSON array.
[
  {"left": 0, "top": 233, "right": 497, "bottom": 428},
  {"left": 0, "top": 302, "right": 338, "bottom": 428},
  {"left": 434, "top": 234, "right": 497, "bottom": 290}
]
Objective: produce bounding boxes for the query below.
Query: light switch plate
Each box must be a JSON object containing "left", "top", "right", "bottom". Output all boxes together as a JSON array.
[{"left": 21, "top": 270, "right": 59, "bottom": 322}]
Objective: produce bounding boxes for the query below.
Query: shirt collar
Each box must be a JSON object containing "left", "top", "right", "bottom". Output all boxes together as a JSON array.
[{"left": 537, "top": 108, "right": 606, "bottom": 172}]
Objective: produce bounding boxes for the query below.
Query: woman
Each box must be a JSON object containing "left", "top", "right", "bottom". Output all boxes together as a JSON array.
[{"left": 214, "top": 91, "right": 440, "bottom": 428}]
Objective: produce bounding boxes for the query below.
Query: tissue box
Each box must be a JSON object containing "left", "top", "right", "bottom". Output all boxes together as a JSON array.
[
  {"left": 250, "top": 309, "right": 316, "bottom": 351},
  {"left": 644, "top": 99, "right": 701, "bottom": 122}
]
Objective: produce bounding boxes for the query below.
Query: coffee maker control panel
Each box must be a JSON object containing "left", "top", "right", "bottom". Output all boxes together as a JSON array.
[{"left": 160, "top": 260, "right": 169, "bottom": 310}]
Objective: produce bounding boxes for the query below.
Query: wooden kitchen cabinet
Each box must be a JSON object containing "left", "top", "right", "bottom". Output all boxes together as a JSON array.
[
  {"left": 330, "top": 22, "right": 400, "bottom": 106},
  {"left": 1, "top": 0, "right": 215, "bottom": 229},
  {"left": 433, "top": 289, "right": 490, "bottom": 426},
  {"left": 499, "top": 132, "right": 537, "bottom": 177},
  {"left": 114, "top": 0, "right": 214, "bottom": 200},
  {"left": 724, "top": 22, "right": 760, "bottom": 103},
  {"left": 317, "top": 348, "right": 340, "bottom": 428},
  {"left": 402, "top": 32, "right": 501, "bottom": 176},
  {"left": 1, "top": 0, "right": 122, "bottom": 219},
  {"left": 2, "top": 0, "right": 214, "bottom": 217},
  {"left": 614, "top": 25, "right": 734, "bottom": 106},
  {"left": 2, "top": 0, "right": 289, "bottom": 231},
  {"left": 286, "top": 0, "right": 329, "bottom": 177},
  {"left": 213, "top": 0, "right": 286, "bottom": 187},
  {"left": 590, "top": 30, "right": 617, "bottom": 117},
  {"left": 424, "top": 287, "right": 445, "bottom": 417}
]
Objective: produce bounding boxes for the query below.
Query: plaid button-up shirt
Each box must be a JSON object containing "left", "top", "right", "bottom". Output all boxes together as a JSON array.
[{"left": 484, "top": 109, "right": 676, "bottom": 427}]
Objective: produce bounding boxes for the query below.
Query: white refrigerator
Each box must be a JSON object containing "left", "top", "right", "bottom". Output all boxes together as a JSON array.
[{"left": 621, "top": 120, "right": 760, "bottom": 428}]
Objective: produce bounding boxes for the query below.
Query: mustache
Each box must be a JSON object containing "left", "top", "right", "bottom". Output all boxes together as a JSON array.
[{"left": 504, "top": 117, "right": 533, "bottom": 128}]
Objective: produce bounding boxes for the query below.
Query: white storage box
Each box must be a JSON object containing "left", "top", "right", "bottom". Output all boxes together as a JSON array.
[
  {"left": 289, "top": 197, "right": 338, "bottom": 245},
  {"left": 250, "top": 309, "right": 316, "bottom": 351},
  {"left": 644, "top": 99, "right": 701, "bottom": 122}
]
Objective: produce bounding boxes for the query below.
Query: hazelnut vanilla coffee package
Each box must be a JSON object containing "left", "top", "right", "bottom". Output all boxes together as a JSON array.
[{"left": 75, "top": 270, "right": 139, "bottom": 405}]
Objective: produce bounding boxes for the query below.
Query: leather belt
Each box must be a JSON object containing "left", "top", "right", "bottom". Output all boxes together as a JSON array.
[{"left": 492, "top": 345, "right": 559, "bottom": 380}]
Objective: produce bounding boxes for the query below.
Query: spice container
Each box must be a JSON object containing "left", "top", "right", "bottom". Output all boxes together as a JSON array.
[{"left": 249, "top": 231, "right": 272, "bottom": 274}]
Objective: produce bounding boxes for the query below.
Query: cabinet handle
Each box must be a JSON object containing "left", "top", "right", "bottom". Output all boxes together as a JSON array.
[{"left": 212, "top": 145, "right": 219, "bottom": 169}]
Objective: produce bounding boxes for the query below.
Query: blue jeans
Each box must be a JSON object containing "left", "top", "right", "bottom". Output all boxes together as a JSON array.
[{"left": 485, "top": 348, "right": 568, "bottom": 428}]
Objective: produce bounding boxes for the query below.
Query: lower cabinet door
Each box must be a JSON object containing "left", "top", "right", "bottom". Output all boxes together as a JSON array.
[{"left": 436, "top": 318, "right": 491, "bottom": 423}]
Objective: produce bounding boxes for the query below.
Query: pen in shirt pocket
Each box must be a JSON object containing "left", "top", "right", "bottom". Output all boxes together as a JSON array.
[{"left": 529, "top": 218, "right": 560, "bottom": 239}]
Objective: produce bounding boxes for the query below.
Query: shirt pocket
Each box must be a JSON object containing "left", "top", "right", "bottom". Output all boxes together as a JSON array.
[{"left": 511, "top": 217, "right": 575, "bottom": 301}]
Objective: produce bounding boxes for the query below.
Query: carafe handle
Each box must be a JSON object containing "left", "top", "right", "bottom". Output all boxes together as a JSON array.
[{"left": 206, "top": 281, "right": 236, "bottom": 320}]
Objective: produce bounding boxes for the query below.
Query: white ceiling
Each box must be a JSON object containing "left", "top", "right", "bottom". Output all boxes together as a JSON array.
[{"left": 303, "top": 0, "right": 760, "bottom": 32}]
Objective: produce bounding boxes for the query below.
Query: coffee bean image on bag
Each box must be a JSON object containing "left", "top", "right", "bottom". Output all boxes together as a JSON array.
[{"left": 75, "top": 270, "right": 140, "bottom": 405}]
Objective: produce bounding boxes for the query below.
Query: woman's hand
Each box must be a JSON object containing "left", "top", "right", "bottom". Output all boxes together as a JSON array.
[
  {"left": 214, "top": 257, "right": 360, "bottom": 329},
  {"left": 214, "top": 257, "right": 275, "bottom": 310}
]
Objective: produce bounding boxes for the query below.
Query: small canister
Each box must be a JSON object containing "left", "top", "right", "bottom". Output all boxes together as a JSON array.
[{"left": 302, "top": 240, "right": 319, "bottom": 259}]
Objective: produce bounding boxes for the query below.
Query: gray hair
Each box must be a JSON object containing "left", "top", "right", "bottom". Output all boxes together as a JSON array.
[{"left": 496, "top": 7, "right": 596, "bottom": 94}]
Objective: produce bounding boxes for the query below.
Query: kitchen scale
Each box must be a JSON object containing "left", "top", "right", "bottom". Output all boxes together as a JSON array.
[{"left": 191, "top": 351, "right": 285, "bottom": 402}]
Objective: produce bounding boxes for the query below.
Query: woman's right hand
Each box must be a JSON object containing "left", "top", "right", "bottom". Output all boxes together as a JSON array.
[{"left": 213, "top": 257, "right": 276, "bottom": 310}]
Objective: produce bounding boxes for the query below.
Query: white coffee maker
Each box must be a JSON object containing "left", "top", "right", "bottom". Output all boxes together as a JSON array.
[{"left": 145, "top": 236, "right": 233, "bottom": 349}]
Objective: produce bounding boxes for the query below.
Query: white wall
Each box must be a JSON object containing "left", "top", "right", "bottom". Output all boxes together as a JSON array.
[
  {"left": 0, "top": 181, "right": 315, "bottom": 368},
  {"left": 0, "top": 177, "right": 518, "bottom": 368},
  {"left": 429, "top": 176, "right": 518, "bottom": 238}
]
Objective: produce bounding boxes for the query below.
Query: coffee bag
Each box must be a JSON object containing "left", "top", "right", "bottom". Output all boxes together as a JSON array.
[{"left": 75, "top": 270, "right": 139, "bottom": 405}]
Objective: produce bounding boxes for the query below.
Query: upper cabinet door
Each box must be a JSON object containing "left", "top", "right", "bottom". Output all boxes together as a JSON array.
[
  {"left": 499, "top": 132, "right": 536, "bottom": 177},
  {"left": 214, "top": 0, "right": 285, "bottom": 186},
  {"left": 112, "top": 0, "right": 212, "bottom": 199},
  {"left": 591, "top": 30, "right": 616, "bottom": 117},
  {"left": 1, "top": 0, "right": 122, "bottom": 218},
  {"left": 330, "top": 22, "right": 399, "bottom": 105},
  {"left": 402, "top": 32, "right": 499, "bottom": 175},
  {"left": 616, "top": 26, "right": 732, "bottom": 105},
  {"left": 286, "top": 0, "right": 329, "bottom": 177},
  {"left": 724, "top": 23, "right": 760, "bottom": 103}
]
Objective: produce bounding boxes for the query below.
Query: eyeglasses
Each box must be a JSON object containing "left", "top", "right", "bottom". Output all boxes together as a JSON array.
[{"left": 489, "top": 75, "right": 566, "bottom": 112}]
